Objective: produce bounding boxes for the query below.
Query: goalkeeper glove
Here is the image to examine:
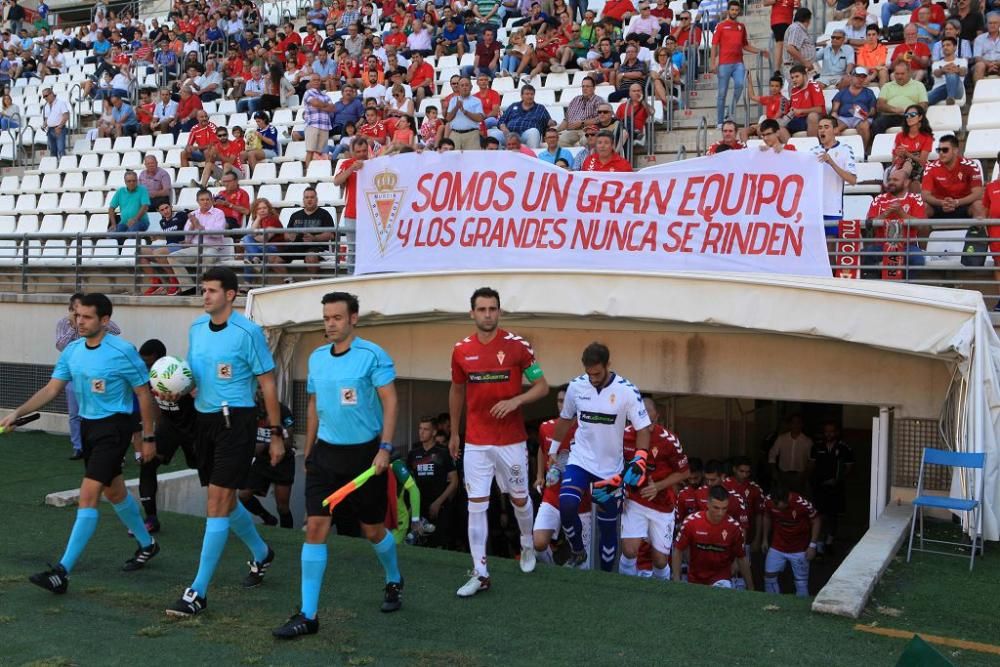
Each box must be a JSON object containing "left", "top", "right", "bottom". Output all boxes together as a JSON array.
[
  {"left": 622, "top": 449, "right": 649, "bottom": 487},
  {"left": 592, "top": 474, "right": 623, "bottom": 504}
]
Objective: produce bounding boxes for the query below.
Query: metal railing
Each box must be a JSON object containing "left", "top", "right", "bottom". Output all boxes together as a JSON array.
[
  {"left": 3, "top": 220, "right": 999, "bottom": 298},
  {"left": 695, "top": 115, "right": 708, "bottom": 155},
  {"left": 0, "top": 228, "right": 356, "bottom": 296}
]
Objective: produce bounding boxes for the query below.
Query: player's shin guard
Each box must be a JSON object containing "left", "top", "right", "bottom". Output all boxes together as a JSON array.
[
  {"left": 300, "top": 543, "right": 327, "bottom": 620},
  {"left": 619, "top": 555, "right": 638, "bottom": 576},
  {"left": 138, "top": 459, "right": 160, "bottom": 517},
  {"left": 558, "top": 487, "right": 585, "bottom": 553},
  {"left": 191, "top": 517, "right": 230, "bottom": 596},
  {"left": 764, "top": 574, "right": 780, "bottom": 594},
  {"left": 372, "top": 532, "right": 401, "bottom": 584},
  {"left": 467, "top": 500, "right": 489, "bottom": 577},
  {"left": 229, "top": 501, "right": 269, "bottom": 562},
  {"left": 113, "top": 494, "right": 153, "bottom": 548},
  {"left": 511, "top": 498, "right": 534, "bottom": 548},
  {"left": 59, "top": 507, "right": 99, "bottom": 572},
  {"left": 596, "top": 509, "right": 619, "bottom": 573}
]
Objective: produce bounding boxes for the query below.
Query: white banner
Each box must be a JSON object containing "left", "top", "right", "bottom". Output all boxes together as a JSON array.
[{"left": 354, "top": 150, "right": 831, "bottom": 277}]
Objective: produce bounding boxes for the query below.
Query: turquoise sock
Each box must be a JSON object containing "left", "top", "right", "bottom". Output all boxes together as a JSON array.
[
  {"left": 229, "top": 501, "right": 269, "bottom": 562},
  {"left": 191, "top": 517, "right": 229, "bottom": 597},
  {"left": 372, "top": 532, "right": 401, "bottom": 584},
  {"left": 112, "top": 495, "right": 152, "bottom": 548},
  {"left": 59, "top": 507, "right": 99, "bottom": 572},
  {"left": 300, "top": 543, "right": 327, "bottom": 620}
]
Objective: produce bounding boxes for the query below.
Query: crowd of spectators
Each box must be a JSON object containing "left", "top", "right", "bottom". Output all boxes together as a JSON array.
[{"left": 4, "top": 0, "right": 1000, "bottom": 291}]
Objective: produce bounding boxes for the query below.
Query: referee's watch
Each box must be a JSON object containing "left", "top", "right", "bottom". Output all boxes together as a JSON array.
[
  {"left": 269, "top": 425, "right": 282, "bottom": 435},
  {"left": 142, "top": 434, "right": 155, "bottom": 443},
  {"left": 379, "top": 442, "right": 394, "bottom": 453}
]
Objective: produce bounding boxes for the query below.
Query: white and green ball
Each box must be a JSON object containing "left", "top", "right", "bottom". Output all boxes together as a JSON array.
[{"left": 148, "top": 356, "right": 195, "bottom": 397}]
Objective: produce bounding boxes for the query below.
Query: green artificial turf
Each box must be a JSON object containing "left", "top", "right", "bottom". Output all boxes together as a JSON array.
[{"left": 0, "top": 431, "right": 997, "bottom": 666}]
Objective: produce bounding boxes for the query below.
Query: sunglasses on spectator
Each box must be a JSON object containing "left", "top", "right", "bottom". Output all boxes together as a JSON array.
[
  {"left": 680, "top": 15, "right": 690, "bottom": 20},
  {"left": 904, "top": 111, "right": 920, "bottom": 118},
  {"left": 937, "top": 146, "right": 950, "bottom": 153},
  {"left": 598, "top": 109, "right": 612, "bottom": 113}
]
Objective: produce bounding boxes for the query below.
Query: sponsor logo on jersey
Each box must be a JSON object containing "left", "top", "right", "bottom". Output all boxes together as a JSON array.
[
  {"left": 580, "top": 411, "right": 617, "bottom": 425},
  {"left": 694, "top": 543, "right": 728, "bottom": 553},
  {"left": 467, "top": 370, "right": 511, "bottom": 383},
  {"left": 464, "top": 355, "right": 479, "bottom": 361}
]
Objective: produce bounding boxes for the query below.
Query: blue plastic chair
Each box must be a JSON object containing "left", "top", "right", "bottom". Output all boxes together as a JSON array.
[{"left": 906, "top": 448, "right": 986, "bottom": 571}]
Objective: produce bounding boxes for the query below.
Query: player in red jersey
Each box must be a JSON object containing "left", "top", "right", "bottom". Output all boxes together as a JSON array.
[
  {"left": 675, "top": 457, "right": 705, "bottom": 523},
  {"left": 696, "top": 460, "right": 750, "bottom": 535},
  {"left": 450, "top": 287, "right": 549, "bottom": 597},
  {"left": 619, "top": 398, "right": 689, "bottom": 579},
  {"left": 672, "top": 485, "right": 753, "bottom": 589},
  {"left": 723, "top": 456, "right": 765, "bottom": 550},
  {"left": 762, "top": 486, "right": 820, "bottom": 597},
  {"left": 532, "top": 389, "right": 592, "bottom": 567}
]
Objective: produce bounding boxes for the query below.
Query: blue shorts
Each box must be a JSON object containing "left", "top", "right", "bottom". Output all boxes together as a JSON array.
[
  {"left": 562, "top": 464, "right": 620, "bottom": 516},
  {"left": 189, "top": 150, "right": 205, "bottom": 162},
  {"left": 824, "top": 215, "right": 842, "bottom": 238},
  {"left": 786, "top": 116, "right": 809, "bottom": 134}
]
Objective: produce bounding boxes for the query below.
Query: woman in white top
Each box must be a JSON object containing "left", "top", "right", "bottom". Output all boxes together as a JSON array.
[
  {"left": 0, "top": 93, "right": 20, "bottom": 129},
  {"left": 96, "top": 98, "right": 115, "bottom": 139},
  {"left": 385, "top": 83, "right": 414, "bottom": 117},
  {"left": 650, "top": 46, "right": 680, "bottom": 108}
]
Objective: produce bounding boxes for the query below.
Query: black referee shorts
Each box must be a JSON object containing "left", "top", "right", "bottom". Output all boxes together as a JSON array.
[
  {"left": 305, "top": 438, "right": 387, "bottom": 523},
  {"left": 246, "top": 451, "right": 296, "bottom": 495},
  {"left": 194, "top": 407, "right": 257, "bottom": 489},
  {"left": 81, "top": 413, "right": 135, "bottom": 486},
  {"left": 155, "top": 417, "right": 198, "bottom": 469}
]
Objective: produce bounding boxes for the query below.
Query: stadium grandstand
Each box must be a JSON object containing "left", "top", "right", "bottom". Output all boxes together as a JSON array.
[{"left": 2, "top": 0, "right": 1000, "bottom": 662}]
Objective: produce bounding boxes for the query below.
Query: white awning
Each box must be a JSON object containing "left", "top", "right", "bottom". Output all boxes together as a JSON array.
[{"left": 247, "top": 270, "right": 1000, "bottom": 539}]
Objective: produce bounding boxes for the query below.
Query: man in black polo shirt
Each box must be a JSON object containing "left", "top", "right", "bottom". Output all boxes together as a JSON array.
[
  {"left": 272, "top": 186, "right": 337, "bottom": 279},
  {"left": 808, "top": 421, "right": 854, "bottom": 553},
  {"left": 407, "top": 415, "right": 459, "bottom": 548}
]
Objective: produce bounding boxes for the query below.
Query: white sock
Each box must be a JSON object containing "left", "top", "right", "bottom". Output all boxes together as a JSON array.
[
  {"left": 467, "top": 501, "right": 489, "bottom": 577},
  {"left": 619, "top": 555, "right": 638, "bottom": 576},
  {"left": 535, "top": 546, "right": 553, "bottom": 564},
  {"left": 652, "top": 565, "right": 670, "bottom": 580},
  {"left": 512, "top": 498, "right": 534, "bottom": 547}
]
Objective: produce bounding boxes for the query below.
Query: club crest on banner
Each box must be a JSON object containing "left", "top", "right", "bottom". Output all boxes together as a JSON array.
[{"left": 364, "top": 169, "right": 405, "bottom": 256}]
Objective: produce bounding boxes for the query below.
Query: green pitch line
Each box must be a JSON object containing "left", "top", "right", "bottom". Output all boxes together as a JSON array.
[{"left": 1, "top": 431, "right": 997, "bottom": 666}]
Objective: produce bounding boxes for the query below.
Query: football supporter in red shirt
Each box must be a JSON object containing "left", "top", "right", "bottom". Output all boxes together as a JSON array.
[
  {"left": 533, "top": 390, "right": 592, "bottom": 567},
  {"left": 602, "top": 0, "right": 636, "bottom": 25},
  {"left": 908, "top": 0, "right": 945, "bottom": 26},
  {"left": 581, "top": 131, "right": 633, "bottom": 171},
  {"left": 711, "top": 2, "right": 768, "bottom": 127},
  {"left": 197, "top": 126, "right": 244, "bottom": 191},
  {"left": 180, "top": 110, "right": 218, "bottom": 167},
  {"left": 707, "top": 120, "right": 747, "bottom": 154},
  {"left": 762, "top": 486, "right": 820, "bottom": 597},
  {"left": 333, "top": 138, "right": 368, "bottom": 264},
  {"left": 920, "top": 135, "right": 983, "bottom": 219},
  {"left": 890, "top": 24, "right": 931, "bottom": 80},
  {"left": 723, "top": 456, "right": 766, "bottom": 548},
  {"left": 449, "top": 287, "right": 550, "bottom": 597},
  {"left": 867, "top": 168, "right": 928, "bottom": 276},
  {"left": 213, "top": 171, "right": 251, "bottom": 228},
  {"left": 671, "top": 10, "right": 703, "bottom": 47},
  {"left": 764, "top": 0, "right": 798, "bottom": 65},
  {"left": 785, "top": 64, "right": 825, "bottom": 138},
  {"left": 742, "top": 73, "right": 790, "bottom": 141},
  {"left": 977, "top": 164, "right": 1000, "bottom": 293},
  {"left": 619, "top": 398, "right": 689, "bottom": 579},
  {"left": 672, "top": 485, "right": 753, "bottom": 589}
]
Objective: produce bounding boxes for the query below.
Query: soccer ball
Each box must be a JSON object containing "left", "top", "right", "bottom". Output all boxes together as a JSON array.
[{"left": 149, "top": 356, "right": 195, "bottom": 398}]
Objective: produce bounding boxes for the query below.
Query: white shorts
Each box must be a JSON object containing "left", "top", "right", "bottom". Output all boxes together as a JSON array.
[
  {"left": 621, "top": 500, "right": 674, "bottom": 555},
  {"left": 764, "top": 547, "right": 810, "bottom": 579},
  {"left": 534, "top": 502, "right": 592, "bottom": 569},
  {"left": 464, "top": 442, "right": 529, "bottom": 499}
]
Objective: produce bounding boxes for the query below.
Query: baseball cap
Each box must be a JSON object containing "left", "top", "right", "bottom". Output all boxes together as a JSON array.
[{"left": 852, "top": 66, "right": 868, "bottom": 76}]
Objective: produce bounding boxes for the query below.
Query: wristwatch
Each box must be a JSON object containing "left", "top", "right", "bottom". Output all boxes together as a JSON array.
[
  {"left": 269, "top": 425, "right": 282, "bottom": 435},
  {"left": 142, "top": 434, "right": 155, "bottom": 443},
  {"left": 379, "top": 441, "right": 394, "bottom": 453}
]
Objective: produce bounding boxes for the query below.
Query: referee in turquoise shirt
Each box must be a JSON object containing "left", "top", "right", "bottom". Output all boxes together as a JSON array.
[
  {"left": 2, "top": 293, "right": 160, "bottom": 594},
  {"left": 273, "top": 291, "right": 401, "bottom": 640},
  {"left": 166, "top": 267, "right": 285, "bottom": 618}
]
